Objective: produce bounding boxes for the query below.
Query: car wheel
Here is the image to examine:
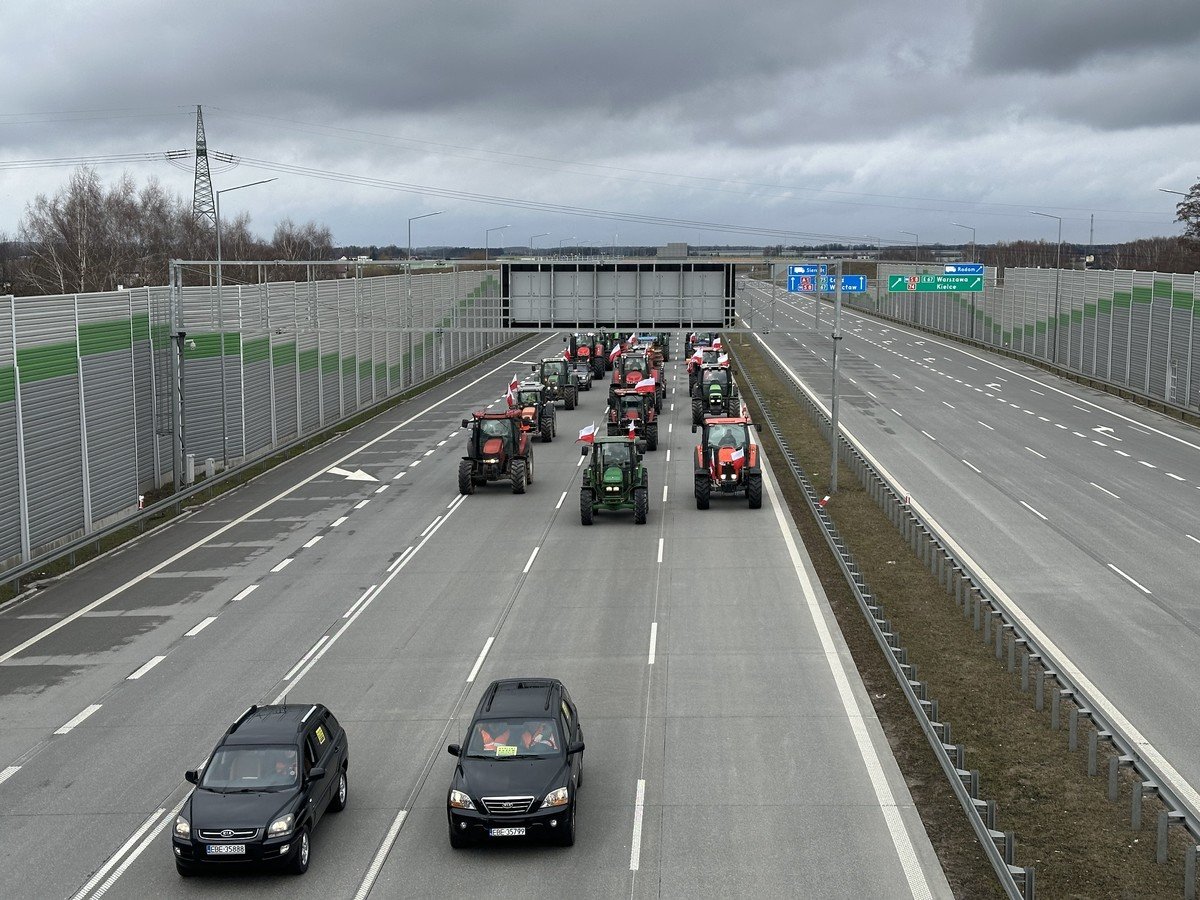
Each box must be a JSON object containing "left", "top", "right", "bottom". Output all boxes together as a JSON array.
[
  {"left": 329, "top": 768, "right": 348, "bottom": 812},
  {"left": 288, "top": 827, "right": 310, "bottom": 875},
  {"left": 449, "top": 822, "right": 470, "bottom": 849},
  {"left": 557, "top": 802, "right": 576, "bottom": 847}
]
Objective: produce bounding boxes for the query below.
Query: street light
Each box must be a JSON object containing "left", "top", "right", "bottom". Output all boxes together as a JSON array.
[
  {"left": 1030, "top": 211, "right": 1063, "bottom": 365},
  {"left": 951, "top": 223, "right": 978, "bottom": 340},
  {"left": 484, "top": 225, "right": 510, "bottom": 262},
  {"left": 215, "top": 177, "right": 277, "bottom": 469},
  {"left": 899, "top": 230, "right": 919, "bottom": 264},
  {"left": 530, "top": 232, "right": 550, "bottom": 256},
  {"left": 408, "top": 210, "right": 445, "bottom": 261},
  {"left": 558, "top": 236, "right": 576, "bottom": 258}
]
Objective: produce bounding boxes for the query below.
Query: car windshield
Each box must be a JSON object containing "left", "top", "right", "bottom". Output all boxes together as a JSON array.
[
  {"left": 467, "top": 719, "right": 561, "bottom": 758},
  {"left": 200, "top": 745, "right": 299, "bottom": 792}
]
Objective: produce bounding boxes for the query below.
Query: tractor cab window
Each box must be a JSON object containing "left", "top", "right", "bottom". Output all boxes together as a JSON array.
[
  {"left": 517, "top": 390, "right": 540, "bottom": 406},
  {"left": 708, "top": 425, "right": 745, "bottom": 448},
  {"left": 601, "top": 442, "right": 631, "bottom": 467},
  {"left": 619, "top": 395, "right": 642, "bottom": 413},
  {"left": 702, "top": 369, "right": 728, "bottom": 389}
]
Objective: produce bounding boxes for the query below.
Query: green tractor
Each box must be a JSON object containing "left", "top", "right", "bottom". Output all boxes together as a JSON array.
[
  {"left": 579, "top": 435, "right": 649, "bottom": 525},
  {"left": 533, "top": 357, "right": 579, "bottom": 410},
  {"left": 691, "top": 365, "right": 740, "bottom": 425}
]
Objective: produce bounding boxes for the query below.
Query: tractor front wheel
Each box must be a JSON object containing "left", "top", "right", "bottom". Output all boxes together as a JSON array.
[
  {"left": 458, "top": 460, "right": 475, "bottom": 495},
  {"left": 747, "top": 472, "right": 763, "bottom": 509},
  {"left": 540, "top": 410, "right": 554, "bottom": 443},
  {"left": 691, "top": 397, "right": 704, "bottom": 426},
  {"left": 646, "top": 423, "right": 659, "bottom": 451},
  {"left": 580, "top": 489, "right": 594, "bottom": 525},
  {"left": 566, "top": 386, "right": 577, "bottom": 410},
  {"left": 511, "top": 459, "right": 528, "bottom": 494},
  {"left": 695, "top": 474, "right": 711, "bottom": 510},
  {"left": 633, "top": 487, "right": 648, "bottom": 524}
]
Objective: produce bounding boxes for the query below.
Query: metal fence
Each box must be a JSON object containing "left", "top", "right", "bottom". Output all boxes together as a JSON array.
[
  {"left": 0, "top": 265, "right": 504, "bottom": 573},
  {"left": 856, "top": 265, "right": 1200, "bottom": 411}
]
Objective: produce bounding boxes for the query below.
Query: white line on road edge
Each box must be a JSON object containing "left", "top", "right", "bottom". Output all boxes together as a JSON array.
[
  {"left": 648, "top": 623, "right": 658, "bottom": 665},
  {"left": 523, "top": 546, "right": 540, "bottom": 574},
  {"left": 1091, "top": 482, "right": 1120, "bottom": 499},
  {"left": 556, "top": 491, "right": 567, "bottom": 510},
  {"left": 69, "top": 807, "right": 165, "bottom": 900},
  {"left": 185, "top": 617, "right": 218, "bottom": 637},
  {"left": 86, "top": 797, "right": 185, "bottom": 899},
  {"left": 420, "top": 515, "right": 443, "bottom": 538},
  {"left": 1108, "top": 563, "right": 1151, "bottom": 594},
  {"left": 56, "top": 704, "right": 102, "bottom": 735},
  {"left": 284, "top": 636, "right": 330, "bottom": 680},
  {"left": 344, "top": 584, "right": 377, "bottom": 619},
  {"left": 231, "top": 584, "right": 258, "bottom": 602},
  {"left": 962, "top": 460, "right": 981, "bottom": 474},
  {"left": 0, "top": 765, "right": 19, "bottom": 787},
  {"left": 388, "top": 547, "right": 415, "bottom": 572},
  {"left": 127, "top": 656, "right": 167, "bottom": 680},
  {"left": 270, "top": 558, "right": 293, "bottom": 573},
  {"left": 303, "top": 535, "right": 323, "bottom": 548},
  {"left": 628, "top": 779, "right": 647, "bottom": 871},
  {"left": 1020, "top": 501, "right": 1048, "bottom": 521},
  {"left": 466, "top": 636, "right": 495, "bottom": 683},
  {"left": 353, "top": 809, "right": 409, "bottom": 900},
  {"left": 331, "top": 516, "right": 348, "bottom": 527},
  {"left": 657, "top": 538, "right": 664, "bottom": 564}
]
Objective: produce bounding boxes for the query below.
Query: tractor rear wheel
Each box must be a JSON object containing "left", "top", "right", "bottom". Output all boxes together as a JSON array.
[
  {"left": 580, "top": 489, "right": 594, "bottom": 525},
  {"left": 510, "top": 459, "right": 527, "bottom": 494},
  {"left": 458, "top": 460, "right": 475, "bottom": 495},
  {"left": 592, "top": 358, "right": 604, "bottom": 379},
  {"left": 633, "top": 487, "right": 648, "bottom": 524},
  {"left": 747, "top": 472, "right": 763, "bottom": 509},
  {"left": 645, "top": 423, "right": 659, "bottom": 451},
  {"left": 566, "top": 386, "right": 577, "bottom": 410},
  {"left": 695, "top": 474, "right": 710, "bottom": 510},
  {"left": 540, "top": 410, "right": 554, "bottom": 442},
  {"left": 655, "top": 392, "right": 663, "bottom": 413},
  {"left": 691, "top": 397, "right": 703, "bottom": 426}
]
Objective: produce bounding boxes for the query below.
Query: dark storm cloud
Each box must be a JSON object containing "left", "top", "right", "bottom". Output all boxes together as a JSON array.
[{"left": 971, "top": 0, "right": 1200, "bottom": 74}]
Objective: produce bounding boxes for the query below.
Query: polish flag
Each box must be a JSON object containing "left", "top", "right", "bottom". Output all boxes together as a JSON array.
[
  {"left": 712, "top": 336, "right": 722, "bottom": 349},
  {"left": 563, "top": 348, "right": 572, "bottom": 361},
  {"left": 577, "top": 422, "right": 598, "bottom": 443},
  {"left": 505, "top": 373, "right": 520, "bottom": 408},
  {"left": 609, "top": 344, "right": 622, "bottom": 362},
  {"left": 634, "top": 377, "right": 656, "bottom": 394},
  {"left": 718, "top": 353, "right": 729, "bottom": 366},
  {"left": 627, "top": 419, "right": 638, "bottom": 439},
  {"left": 730, "top": 446, "right": 745, "bottom": 463}
]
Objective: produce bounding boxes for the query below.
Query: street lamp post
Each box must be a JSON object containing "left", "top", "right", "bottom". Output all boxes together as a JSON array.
[
  {"left": 530, "top": 232, "right": 550, "bottom": 256},
  {"left": 952, "top": 222, "right": 978, "bottom": 339},
  {"left": 408, "top": 210, "right": 445, "bottom": 262},
  {"left": 484, "top": 225, "right": 510, "bottom": 262},
  {"left": 215, "top": 177, "right": 277, "bottom": 469},
  {"left": 558, "top": 237, "right": 575, "bottom": 259},
  {"left": 406, "top": 211, "right": 445, "bottom": 388},
  {"left": 900, "top": 231, "right": 919, "bottom": 323},
  {"left": 1030, "top": 211, "right": 1063, "bottom": 364}
]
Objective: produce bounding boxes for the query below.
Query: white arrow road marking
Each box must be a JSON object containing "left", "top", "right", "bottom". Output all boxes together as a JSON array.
[
  {"left": 985, "top": 382, "right": 1002, "bottom": 390},
  {"left": 1093, "top": 426, "right": 1122, "bottom": 441},
  {"left": 327, "top": 466, "right": 379, "bottom": 482}
]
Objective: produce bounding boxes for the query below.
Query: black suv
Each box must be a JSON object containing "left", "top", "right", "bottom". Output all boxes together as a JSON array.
[
  {"left": 446, "top": 678, "right": 584, "bottom": 847},
  {"left": 172, "top": 704, "right": 349, "bottom": 876}
]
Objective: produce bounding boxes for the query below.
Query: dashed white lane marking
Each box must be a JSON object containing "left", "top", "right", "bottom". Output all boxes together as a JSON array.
[
  {"left": 1114, "top": 450, "right": 1131, "bottom": 457},
  {"left": 1139, "top": 460, "right": 1157, "bottom": 469},
  {"left": 629, "top": 779, "right": 647, "bottom": 871},
  {"left": 1030, "top": 389, "right": 1045, "bottom": 395},
  {"left": 354, "top": 499, "right": 370, "bottom": 510},
  {"left": 271, "top": 558, "right": 293, "bottom": 573},
  {"left": 556, "top": 491, "right": 567, "bottom": 510},
  {"left": 1025, "top": 447, "right": 1046, "bottom": 459},
  {"left": 662, "top": 485, "right": 669, "bottom": 503},
  {"left": 344, "top": 584, "right": 377, "bottom": 619},
  {"left": 231, "top": 585, "right": 257, "bottom": 602},
  {"left": 913, "top": 385, "right": 925, "bottom": 392},
  {"left": 353, "top": 809, "right": 409, "bottom": 900},
  {"left": 466, "top": 636, "right": 495, "bottom": 683},
  {"left": 1091, "top": 482, "right": 1120, "bottom": 499},
  {"left": 388, "top": 547, "right": 416, "bottom": 573},
  {"left": 523, "top": 546, "right": 540, "bottom": 574},
  {"left": 891, "top": 408, "right": 903, "bottom": 418},
  {"left": 303, "top": 535, "right": 322, "bottom": 548},
  {"left": 392, "top": 471, "right": 406, "bottom": 480},
  {"left": 1020, "top": 501, "right": 1048, "bottom": 521},
  {"left": 0, "top": 765, "right": 19, "bottom": 787},
  {"left": 437, "top": 440, "right": 447, "bottom": 447},
  {"left": 424, "top": 448, "right": 436, "bottom": 457},
  {"left": 284, "top": 636, "right": 330, "bottom": 680},
  {"left": 374, "top": 485, "right": 388, "bottom": 494},
  {"left": 55, "top": 704, "right": 102, "bottom": 735},
  {"left": 963, "top": 460, "right": 981, "bottom": 474},
  {"left": 409, "top": 459, "right": 421, "bottom": 467},
  {"left": 185, "top": 617, "right": 217, "bottom": 637},
  {"left": 1108, "top": 563, "right": 1151, "bottom": 594},
  {"left": 1093, "top": 440, "right": 1107, "bottom": 447},
  {"left": 331, "top": 516, "right": 348, "bottom": 527},
  {"left": 647, "top": 623, "right": 658, "bottom": 665},
  {"left": 1072, "top": 432, "right": 1086, "bottom": 438},
  {"left": 942, "top": 401, "right": 955, "bottom": 409},
  {"left": 668, "top": 423, "right": 672, "bottom": 433},
  {"left": 657, "top": 538, "right": 664, "bottom": 564},
  {"left": 127, "top": 656, "right": 166, "bottom": 680},
  {"left": 420, "top": 516, "right": 442, "bottom": 538},
  {"left": 665, "top": 449, "right": 671, "bottom": 462},
  {"left": 921, "top": 431, "right": 936, "bottom": 441},
  {"left": 1038, "top": 416, "right": 1050, "bottom": 422},
  {"left": 1055, "top": 423, "right": 1067, "bottom": 429},
  {"left": 1167, "top": 473, "right": 1186, "bottom": 481},
  {"left": 1187, "top": 534, "right": 1200, "bottom": 546}
]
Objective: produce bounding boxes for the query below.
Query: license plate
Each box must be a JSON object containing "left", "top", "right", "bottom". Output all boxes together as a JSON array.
[
  {"left": 488, "top": 827, "right": 525, "bottom": 837},
  {"left": 206, "top": 843, "right": 245, "bottom": 855}
]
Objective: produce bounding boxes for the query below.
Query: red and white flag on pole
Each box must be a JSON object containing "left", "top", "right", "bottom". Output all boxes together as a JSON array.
[
  {"left": 634, "top": 377, "right": 656, "bottom": 394},
  {"left": 712, "top": 336, "right": 722, "bottom": 349},
  {"left": 577, "top": 421, "right": 598, "bottom": 443},
  {"left": 730, "top": 446, "right": 745, "bottom": 463},
  {"left": 627, "top": 418, "right": 638, "bottom": 439},
  {"left": 505, "top": 373, "right": 520, "bottom": 408},
  {"left": 718, "top": 353, "right": 729, "bottom": 366},
  {"left": 609, "top": 344, "right": 622, "bottom": 363},
  {"left": 563, "top": 348, "right": 572, "bottom": 361}
]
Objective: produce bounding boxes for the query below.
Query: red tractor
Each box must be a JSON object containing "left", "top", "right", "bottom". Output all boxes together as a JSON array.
[
  {"left": 458, "top": 411, "right": 534, "bottom": 495},
  {"left": 611, "top": 351, "right": 664, "bottom": 412},
  {"left": 691, "top": 415, "right": 762, "bottom": 509},
  {"left": 606, "top": 387, "right": 659, "bottom": 450},
  {"left": 565, "top": 332, "right": 607, "bottom": 380}
]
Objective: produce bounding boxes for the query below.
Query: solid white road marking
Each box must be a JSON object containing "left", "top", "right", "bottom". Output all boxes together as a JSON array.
[
  {"left": 629, "top": 779, "right": 647, "bottom": 871},
  {"left": 1025, "top": 447, "right": 1046, "bottom": 459},
  {"left": 1091, "top": 483, "right": 1120, "bottom": 499},
  {"left": 303, "top": 535, "right": 322, "bottom": 548},
  {"left": 68, "top": 807, "right": 166, "bottom": 900},
  {"left": 1020, "top": 501, "right": 1048, "bottom": 521},
  {"left": 353, "top": 809, "right": 409, "bottom": 900},
  {"left": 523, "top": 546, "right": 539, "bottom": 574},
  {"left": 271, "top": 558, "right": 293, "bottom": 573},
  {"left": 648, "top": 623, "right": 658, "bottom": 665},
  {"left": 331, "top": 516, "right": 348, "bottom": 527},
  {"left": 56, "top": 704, "right": 102, "bottom": 735},
  {"left": 388, "top": 547, "right": 416, "bottom": 572},
  {"left": 85, "top": 798, "right": 185, "bottom": 899},
  {"left": 466, "top": 636, "right": 495, "bottom": 683},
  {"left": 127, "top": 656, "right": 166, "bottom": 680},
  {"left": 231, "top": 585, "right": 257, "bottom": 602},
  {"left": 1108, "top": 564, "right": 1151, "bottom": 594},
  {"left": 185, "top": 617, "right": 217, "bottom": 637},
  {"left": 0, "top": 765, "right": 19, "bottom": 787},
  {"left": 344, "top": 584, "right": 377, "bottom": 619},
  {"left": 962, "top": 460, "right": 981, "bottom": 474},
  {"left": 284, "top": 637, "right": 330, "bottom": 680}
]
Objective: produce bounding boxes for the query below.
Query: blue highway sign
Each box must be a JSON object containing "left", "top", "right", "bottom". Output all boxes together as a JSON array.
[
  {"left": 788, "top": 264, "right": 827, "bottom": 276},
  {"left": 944, "top": 263, "right": 984, "bottom": 275},
  {"left": 788, "top": 274, "right": 868, "bottom": 294}
]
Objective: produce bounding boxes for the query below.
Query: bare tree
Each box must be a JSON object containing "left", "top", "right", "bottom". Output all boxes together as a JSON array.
[{"left": 1172, "top": 179, "right": 1200, "bottom": 243}]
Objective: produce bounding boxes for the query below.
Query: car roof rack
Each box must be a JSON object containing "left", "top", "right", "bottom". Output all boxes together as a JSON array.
[{"left": 228, "top": 704, "right": 258, "bottom": 734}]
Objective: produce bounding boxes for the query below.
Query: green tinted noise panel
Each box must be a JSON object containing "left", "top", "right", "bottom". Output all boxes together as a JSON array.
[
  {"left": 79, "top": 319, "right": 133, "bottom": 356},
  {"left": 298, "top": 348, "right": 320, "bottom": 372},
  {"left": 320, "top": 352, "right": 339, "bottom": 374},
  {"left": 272, "top": 342, "right": 297, "bottom": 368},
  {"left": 242, "top": 337, "right": 271, "bottom": 364},
  {"left": 222, "top": 333, "right": 241, "bottom": 355},
  {"left": 17, "top": 341, "right": 79, "bottom": 383},
  {"left": 132, "top": 312, "right": 150, "bottom": 343},
  {"left": 182, "top": 332, "right": 224, "bottom": 359}
]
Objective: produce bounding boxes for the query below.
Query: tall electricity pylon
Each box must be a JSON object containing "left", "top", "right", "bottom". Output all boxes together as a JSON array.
[{"left": 192, "top": 105, "right": 216, "bottom": 232}]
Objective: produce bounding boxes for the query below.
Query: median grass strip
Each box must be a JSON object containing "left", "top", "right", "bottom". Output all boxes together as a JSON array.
[{"left": 732, "top": 335, "right": 1189, "bottom": 899}]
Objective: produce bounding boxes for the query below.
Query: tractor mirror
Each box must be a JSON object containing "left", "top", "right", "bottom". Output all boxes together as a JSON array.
[
  {"left": 635, "top": 439, "right": 648, "bottom": 454},
  {"left": 580, "top": 445, "right": 589, "bottom": 457},
  {"left": 531, "top": 364, "right": 537, "bottom": 372},
  {"left": 461, "top": 419, "right": 470, "bottom": 428}
]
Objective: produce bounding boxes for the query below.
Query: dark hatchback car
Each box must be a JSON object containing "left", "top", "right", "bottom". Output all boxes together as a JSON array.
[
  {"left": 447, "top": 678, "right": 584, "bottom": 847},
  {"left": 173, "top": 704, "right": 349, "bottom": 876}
]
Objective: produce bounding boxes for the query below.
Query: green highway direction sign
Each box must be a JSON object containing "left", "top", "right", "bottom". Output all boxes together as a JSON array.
[{"left": 887, "top": 274, "right": 984, "bottom": 292}]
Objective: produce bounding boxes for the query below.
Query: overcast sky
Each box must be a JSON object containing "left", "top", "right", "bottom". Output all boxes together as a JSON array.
[{"left": 2, "top": 0, "right": 1197, "bottom": 251}]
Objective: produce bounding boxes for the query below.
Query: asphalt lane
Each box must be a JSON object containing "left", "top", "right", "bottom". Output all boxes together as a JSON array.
[
  {"left": 0, "top": 332, "right": 950, "bottom": 898},
  {"left": 741, "top": 281, "right": 1200, "bottom": 810}
]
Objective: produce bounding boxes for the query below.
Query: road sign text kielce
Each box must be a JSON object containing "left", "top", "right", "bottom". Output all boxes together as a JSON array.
[
  {"left": 788, "top": 274, "right": 867, "bottom": 293},
  {"left": 887, "top": 274, "right": 984, "bottom": 292}
]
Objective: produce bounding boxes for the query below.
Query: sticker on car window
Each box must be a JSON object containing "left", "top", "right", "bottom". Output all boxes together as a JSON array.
[
  {"left": 315, "top": 725, "right": 327, "bottom": 745},
  {"left": 494, "top": 745, "right": 517, "bottom": 757}
]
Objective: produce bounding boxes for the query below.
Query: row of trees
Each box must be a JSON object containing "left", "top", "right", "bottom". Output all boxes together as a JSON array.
[{"left": 0, "top": 167, "right": 333, "bottom": 296}]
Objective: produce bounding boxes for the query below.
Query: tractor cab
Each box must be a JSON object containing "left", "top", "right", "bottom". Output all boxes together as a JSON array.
[
  {"left": 534, "top": 357, "right": 579, "bottom": 409},
  {"left": 613, "top": 353, "right": 649, "bottom": 386},
  {"left": 468, "top": 413, "right": 519, "bottom": 461},
  {"left": 579, "top": 435, "right": 649, "bottom": 525}
]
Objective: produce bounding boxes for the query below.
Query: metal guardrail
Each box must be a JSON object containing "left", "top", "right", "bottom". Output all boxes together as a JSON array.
[
  {"left": 728, "top": 342, "right": 1036, "bottom": 899},
  {"left": 0, "top": 335, "right": 526, "bottom": 599},
  {"left": 734, "top": 333, "right": 1200, "bottom": 899}
]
